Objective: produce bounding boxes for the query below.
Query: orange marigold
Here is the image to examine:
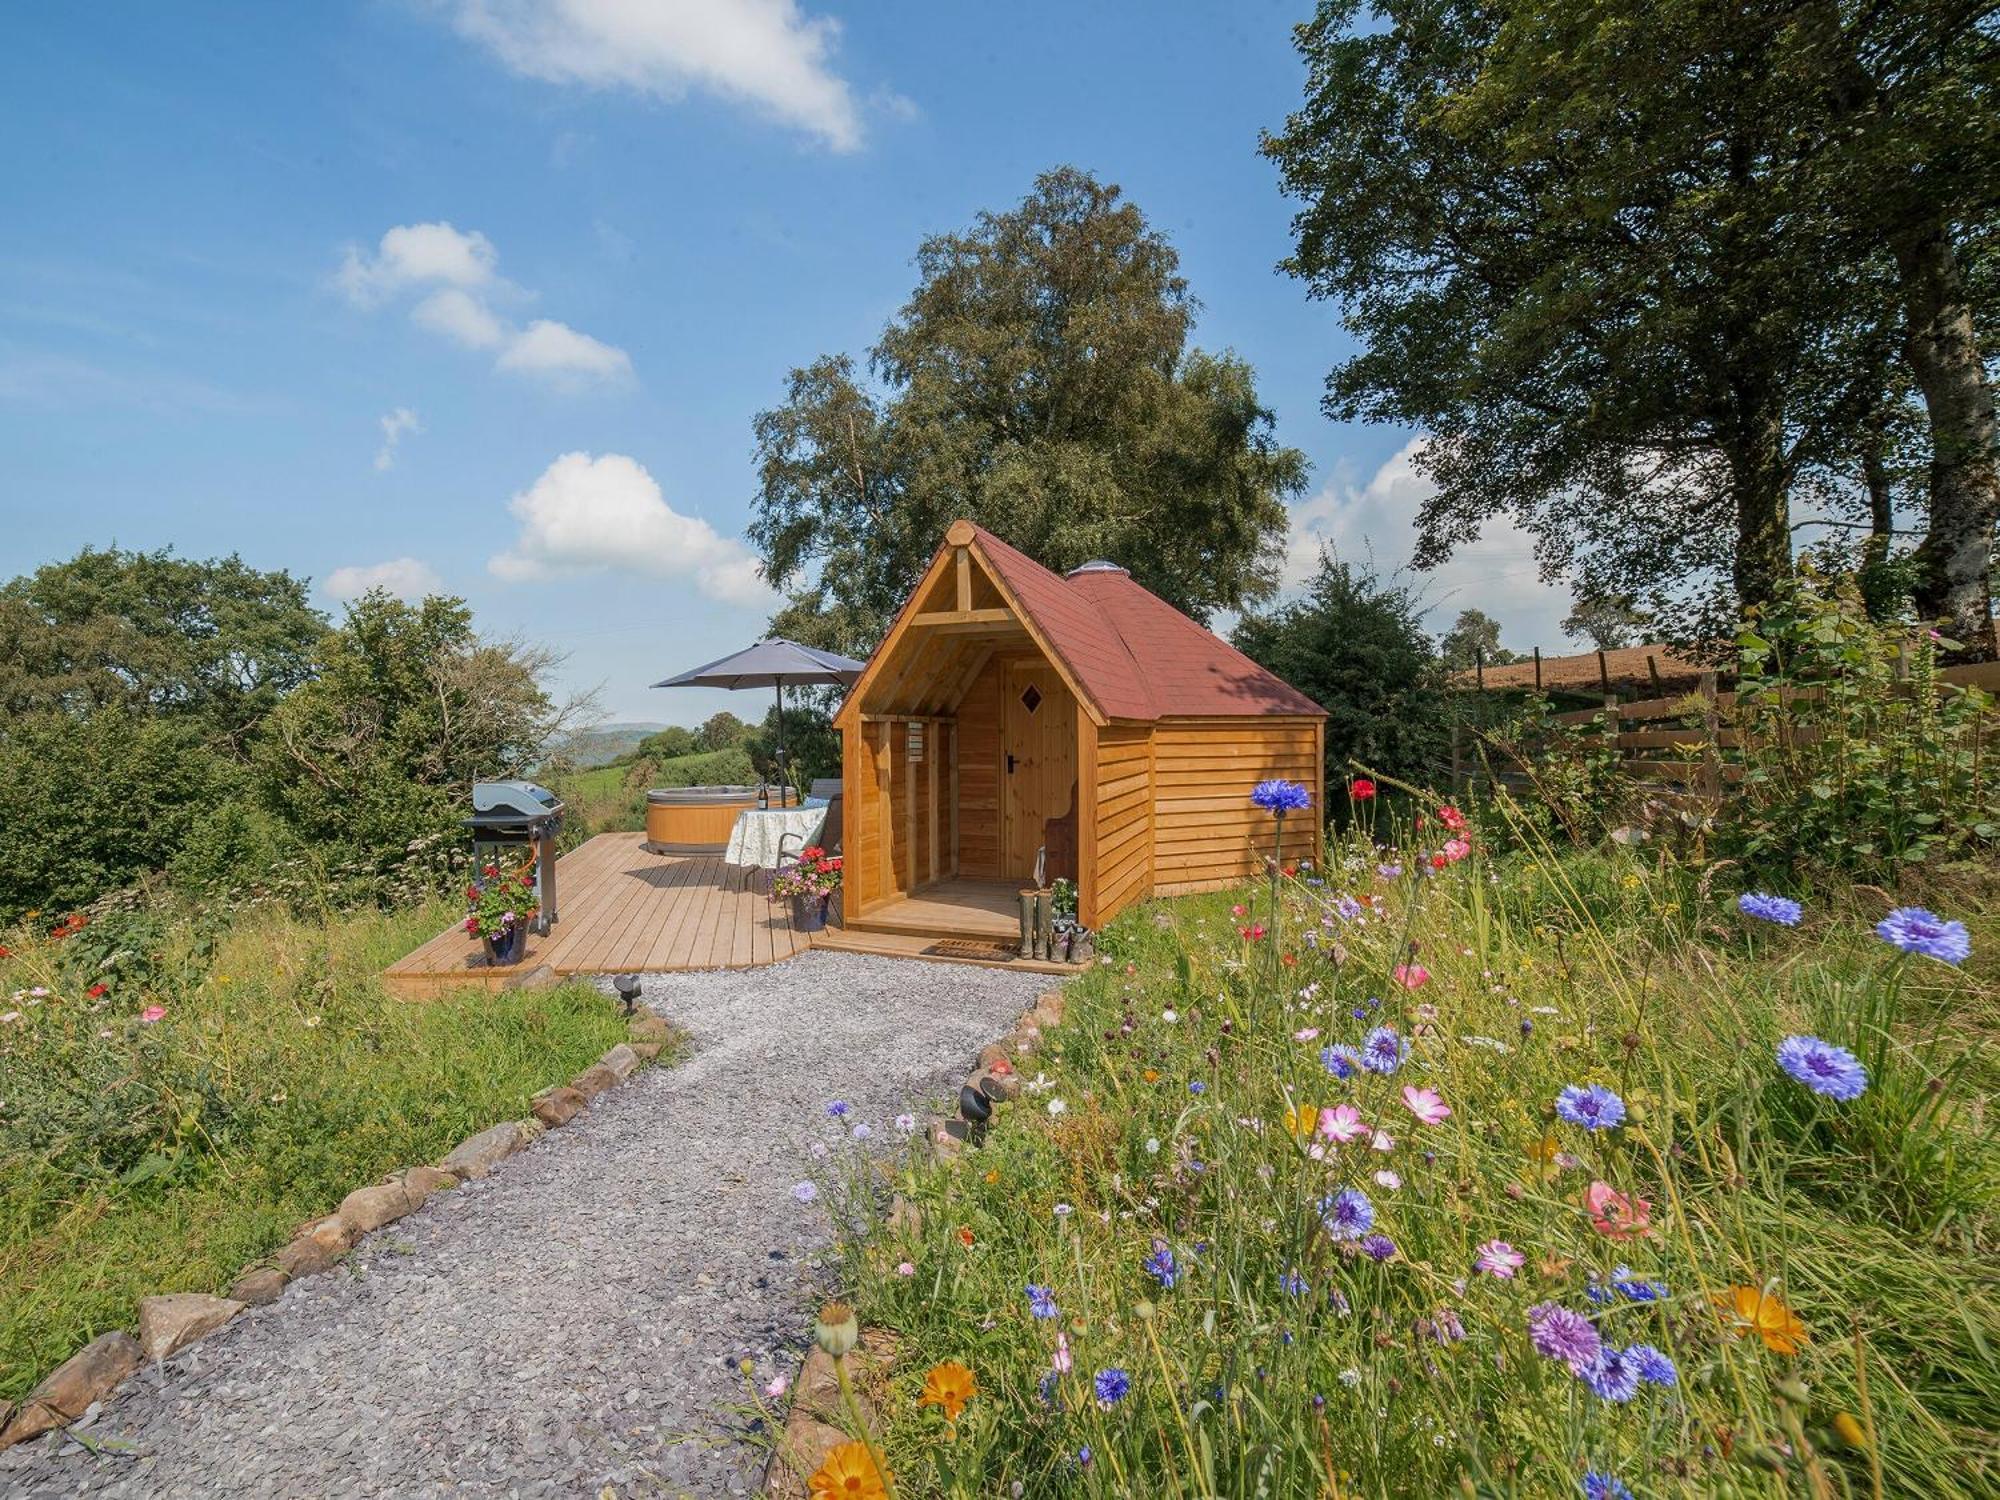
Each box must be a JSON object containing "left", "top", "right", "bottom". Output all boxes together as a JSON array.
[
  {"left": 1716, "top": 1285, "right": 1809, "bottom": 1355},
  {"left": 808, "top": 1440, "right": 889, "bottom": 1499},
  {"left": 919, "top": 1359, "right": 978, "bottom": 1425}
]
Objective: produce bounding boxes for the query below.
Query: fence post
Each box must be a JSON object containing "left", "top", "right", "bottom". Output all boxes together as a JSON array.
[
  {"left": 1597, "top": 649, "right": 1611, "bottom": 698},
  {"left": 1533, "top": 646, "right": 1542, "bottom": 693},
  {"left": 1699, "top": 670, "right": 1722, "bottom": 800},
  {"left": 1475, "top": 644, "right": 1485, "bottom": 692}
]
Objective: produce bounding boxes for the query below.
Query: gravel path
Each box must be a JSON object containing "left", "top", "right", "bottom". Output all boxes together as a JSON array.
[{"left": 3, "top": 953, "right": 1047, "bottom": 1500}]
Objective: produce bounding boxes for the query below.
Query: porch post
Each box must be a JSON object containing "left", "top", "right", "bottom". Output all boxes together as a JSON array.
[{"left": 1076, "top": 714, "right": 1099, "bottom": 929}]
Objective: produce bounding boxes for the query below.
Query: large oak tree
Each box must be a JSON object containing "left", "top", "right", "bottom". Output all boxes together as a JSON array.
[{"left": 749, "top": 168, "right": 1308, "bottom": 652}]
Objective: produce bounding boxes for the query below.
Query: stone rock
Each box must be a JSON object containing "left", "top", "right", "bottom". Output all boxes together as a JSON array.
[
  {"left": 532, "top": 1084, "right": 586, "bottom": 1128},
  {"left": 0, "top": 1331, "right": 142, "bottom": 1450},
  {"left": 972, "top": 1068, "right": 1020, "bottom": 1103},
  {"left": 302, "top": 1213, "right": 358, "bottom": 1251},
  {"left": 599, "top": 1043, "right": 641, "bottom": 1081},
  {"left": 137, "top": 1292, "right": 244, "bottom": 1362},
  {"left": 1009, "top": 1023, "right": 1041, "bottom": 1055},
  {"left": 887, "top": 1195, "right": 922, "bottom": 1235},
  {"left": 1031, "top": 991, "right": 1066, "bottom": 1028},
  {"left": 793, "top": 1347, "right": 876, "bottom": 1427},
  {"left": 976, "top": 1041, "right": 1013, "bottom": 1070},
  {"left": 628, "top": 1012, "right": 671, "bottom": 1043},
  {"left": 628, "top": 1040, "right": 664, "bottom": 1062},
  {"left": 403, "top": 1165, "right": 458, "bottom": 1196},
  {"left": 275, "top": 1212, "right": 356, "bottom": 1278},
  {"left": 229, "top": 1268, "right": 288, "bottom": 1306},
  {"left": 765, "top": 1416, "right": 854, "bottom": 1500},
  {"left": 439, "top": 1120, "right": 527, "bottom": 1181},
  {"left": 572, "top": 1062, "right": 618, "bottom": 1099},
  {"left": 338, "top": 1181, "right": 420, "bottom": 1234},
  {"left": 928, "top": 1120, "right": 968, "bottom": 1160},
  {"left": 501, "top": 963, "right": 558, "bottom": 991}
]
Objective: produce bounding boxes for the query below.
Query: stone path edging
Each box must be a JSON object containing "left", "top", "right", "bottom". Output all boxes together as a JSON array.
[{"left": 0, "top": 1006, "right": 669, "bottom": 1455}]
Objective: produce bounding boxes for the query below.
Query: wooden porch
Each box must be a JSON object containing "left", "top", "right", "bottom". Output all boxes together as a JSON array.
[{"left": 382, "top": 833, "right": 1082, "bottom": 998}]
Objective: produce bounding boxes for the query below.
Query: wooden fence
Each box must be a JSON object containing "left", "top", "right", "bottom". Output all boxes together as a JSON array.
[{"left": 1452, "top": 658, "right": 2000, "bottom": 802}]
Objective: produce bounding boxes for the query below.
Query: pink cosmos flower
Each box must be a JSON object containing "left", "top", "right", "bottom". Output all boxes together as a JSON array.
[
  {"left": 1475, "top": 1239, "right": 1525, "bottom": 1278},
  {"left": 1401, "top": 1085, "right": 1451, "bottom": 1125},
  {"left": 1442, "top": 837, "right": 1471, "bottom": 863},
  {"left": 1370, "top": 1128, "right": 1395, "bottom": 1153},
  {"left": 1392, "top": 963, "right": 1430, "bottom": 989},
  {"left": 895, "top": 1261, "right": 915, "bottom": 1276},
  {"left": 1584, "top": 1180, "right": 1654, "bottom": 1241},
  {"left": 140, "top": 1005, "right": 167, "bottom": 1025},
  {"left": 1317, "top": 1104, "right": 1366, "bottom": 1144},
  {"left": 1373, "top": 1169, "right": 1401, "bottom": 1190},
  {"left": 1053, "top": 1331, "right": 1073, "bottom": 1374},
  {"left": 1293, "top": 1026, "right": 1320, "bottom": 1042},
  {"left": 1231, "top": 904, "right": 1246, "bottom": 917}
]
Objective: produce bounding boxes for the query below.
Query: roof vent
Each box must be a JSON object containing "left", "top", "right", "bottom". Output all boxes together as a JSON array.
[{"left": 1067, "top": 560, "right": 1128, "bottom": 577}]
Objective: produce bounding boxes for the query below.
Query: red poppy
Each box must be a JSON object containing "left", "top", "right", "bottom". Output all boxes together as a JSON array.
[
  {"left": 0, "top": 945, "right": 10, "bottom": 959},
  {"left": 88, "top": 982, "right": 108, "bottom": 998},
  {"left": 1430, "top": 853, "right": 1449, "bottom": 870},
  {"left": 1281, "top": 953, "right": 1298, "bottom": 968},
  {"left": 956, "top": 1225, "right": 975, "bottom": 1248},
  {"left": 1349, "top": 778, "right": 1377, "bottom": 801},
  {"left": 1437, "top": 804, "right": 1467, "bottom": 833},
  {"left": 1281, "top": 862, "right": 1298, "bottom": 878}
]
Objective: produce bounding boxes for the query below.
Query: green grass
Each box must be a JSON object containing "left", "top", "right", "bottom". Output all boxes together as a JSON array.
[
  {"left": 0, "top": 898, "right": 629, "bottom": 1401},
  {"left": 813, "top": 831, "right": 1998, "bottom": 1498}
]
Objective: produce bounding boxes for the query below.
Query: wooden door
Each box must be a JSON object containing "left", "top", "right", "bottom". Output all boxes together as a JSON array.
[{"left": 1002, "top": 659, "right": 1076, "bottom": 879}]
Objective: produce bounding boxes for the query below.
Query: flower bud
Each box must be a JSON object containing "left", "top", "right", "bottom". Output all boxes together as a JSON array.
[{"left": 814, "top": 1300, "right": 858, "bottom": 1358}]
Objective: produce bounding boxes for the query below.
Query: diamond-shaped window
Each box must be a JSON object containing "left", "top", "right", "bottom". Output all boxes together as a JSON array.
[{"left": 1019, "top": 684, "right": 1042, "bottom": 714}]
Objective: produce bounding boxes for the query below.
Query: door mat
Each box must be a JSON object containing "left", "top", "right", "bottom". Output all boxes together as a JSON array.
[{"left": 923, "top": 939, "right": 1019, "bottom": 962}]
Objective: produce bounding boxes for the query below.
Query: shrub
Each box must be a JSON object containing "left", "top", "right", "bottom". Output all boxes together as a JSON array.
[{"left": 1724, "top": 578, "right": 1999, "bottom": 880}]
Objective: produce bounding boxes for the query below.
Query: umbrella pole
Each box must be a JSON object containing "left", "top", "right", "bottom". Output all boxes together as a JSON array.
[{"left": 775, "top": 680, "right": 788, "bottom": 804}]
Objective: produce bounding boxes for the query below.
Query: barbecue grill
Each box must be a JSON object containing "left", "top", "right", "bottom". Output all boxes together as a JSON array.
[{"left": 465, "top": 781, "right": 565, "bottom": 934}]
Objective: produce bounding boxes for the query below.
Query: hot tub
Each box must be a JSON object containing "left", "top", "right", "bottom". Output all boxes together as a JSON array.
[{"left": 643, "top": 786, "right": 767, "bottom": 854}]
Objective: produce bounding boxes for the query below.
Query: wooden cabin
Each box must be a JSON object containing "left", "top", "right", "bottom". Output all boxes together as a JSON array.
[{"left": 833, "top": 520, "right": 1326, "bottom": 945}]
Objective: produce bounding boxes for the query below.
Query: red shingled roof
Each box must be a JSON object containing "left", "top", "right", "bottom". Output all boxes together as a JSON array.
[{"left": 971, "top": 525, "right": 1324, "bottom": 721}]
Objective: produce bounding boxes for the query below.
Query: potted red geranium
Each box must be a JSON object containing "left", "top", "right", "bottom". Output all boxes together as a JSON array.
[
  {"left": 464, "top": 863, "right": 539, "bottom": 966},
  {"left": 773, "top": 845, "right": 842, "bottom": 933}
]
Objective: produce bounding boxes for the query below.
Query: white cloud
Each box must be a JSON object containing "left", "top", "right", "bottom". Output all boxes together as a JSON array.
[
  {"left": 334, "top": 221, "right": 631, "bottom": 388},
  {"left": 496, "top": 318, "right": 633, "bottom": 385},
  {"left": 323, "top": 556, "right": 445, "bottom": 602},
  {"left": 488, "top": 451, "right": 775, "bottom": 607},
  {"left": 336, "top": 222, "right": 497, "bottom": 307},
  {"left": 1281, "top": 436, "right": 1576, "bottom": 652},
  {"left": 374, "top": 407, "right": 423, "bottom": 471},
  {"left": 445, "top": 0, "right": 871, "bottom": 152},
  {"left": 412, "top": 288, "right": 507, "bottom": 350}
]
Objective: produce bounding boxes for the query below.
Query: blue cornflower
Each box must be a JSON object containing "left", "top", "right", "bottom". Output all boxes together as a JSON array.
[
  {"left": 1093, "top": 1367, "right": 1130, "bottom": 1407},
  {"left": 1876, "top": 906, "right": 1972, "bottom": 964},
  {"left": 1528, "top": 1301, "right": 1602, "bottom": 1372},
  {"left": 1145, "top": 1242, "right": 1179, "bottom": 1290},
  {"left": 1026, "top": 1284, "right": 1059, "bottom": 1319},
  {"left": 1278, "top": 1268, "right": 1309, "bottom": 1297},
  {"left": 1628, "top": 1343, "right": 1678, "bottom": 1387},
  {"left": 1555, "top": 1083, "right": 1627, "bottom": 1131},
  {"left": 1580, "top": 1473, "right": 1634, "bottom": 1500},
  {"left": 1578, "top": 1346, "right": 1640, "bottom": 1403},
  {"left": 1334, "top": 895, "right": 1363, "bottom": 921},
  {"left": 1319, "top": 1187, "right": 1374, "bottom": 1241},
  {"left": 1360, "top": 1232, "right": 1398, "bottom": 1263},
  {"left": 1738, "top": 891, "right": 1803, "bottom": 926},
  {"left": 825, "top": 1101, "right": 850, "bottom": 1118},
  {"left": 1251, "top": 779, "right": 1312, "bottom": 814},
  {"left": 1610, "top": 1266, "right": 1668, "bottom": 1303},
  {"left": 1320, "top": 1043, "right": 1362, "bottom": 1079},
  {"left": 1361, "top": 1025, "right": 1407, "bottom": 1075},
  {"left": 1776, "top": 1035, "right": 1869, "bottom": 1101}
]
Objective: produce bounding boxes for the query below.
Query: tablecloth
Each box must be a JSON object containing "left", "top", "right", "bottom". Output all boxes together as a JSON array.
[{"left": 724, "top": 805, "right": 828, "bottom": 869}]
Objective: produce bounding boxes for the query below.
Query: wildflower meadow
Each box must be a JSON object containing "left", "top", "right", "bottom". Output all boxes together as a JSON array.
[{"left": 801, "top": 789, "right": 1996, "bottom": 1497}]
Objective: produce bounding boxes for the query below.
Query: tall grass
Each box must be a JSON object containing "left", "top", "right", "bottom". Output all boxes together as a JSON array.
[
  {"left": 0, "top": 899, "right": 628, "bottom": 1401},
  {"left": 819, "top": 828, "right": 1996, "bottom": 1497}
]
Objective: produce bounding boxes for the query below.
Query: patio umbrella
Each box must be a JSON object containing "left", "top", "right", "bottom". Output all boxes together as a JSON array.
[{"left": 651, "top": 638, "right": 867, "bottom": 783}]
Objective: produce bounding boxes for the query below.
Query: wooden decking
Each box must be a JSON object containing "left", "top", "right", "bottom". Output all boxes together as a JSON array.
[
  {"left": 845, "top": 877, "right": 1022, "bottom": 940},
  {"left": 383, "top": 833, "right": 1083, "bottom": 997},
  {"left": 383, "top": 833, "right": 807, "bottom": 998}
]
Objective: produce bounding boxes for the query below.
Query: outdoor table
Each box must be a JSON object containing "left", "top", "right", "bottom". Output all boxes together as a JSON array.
[{"left": 724, "top": 804, "right": 827, "bottom": 871}]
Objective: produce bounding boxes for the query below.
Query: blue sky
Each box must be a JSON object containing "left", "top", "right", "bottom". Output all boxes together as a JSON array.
[{"left": 0, "top": 0, "right": 1571, "bottom": 725}]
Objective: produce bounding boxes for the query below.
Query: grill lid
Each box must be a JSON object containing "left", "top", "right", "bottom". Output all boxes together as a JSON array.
[{"left": 472, "top": 780, "right": 563, "bottom": 818}]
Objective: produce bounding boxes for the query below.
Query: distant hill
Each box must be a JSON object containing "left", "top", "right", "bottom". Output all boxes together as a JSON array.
[{"left": 548, "top": 722, "right": 670, "bottom": 769}]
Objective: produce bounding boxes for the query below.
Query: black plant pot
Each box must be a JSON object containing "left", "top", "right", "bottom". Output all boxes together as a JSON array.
[
  {"left": 791, "top": 895, "right": 829, "bottom": 933},
  {"left": 482, "top": 924, "right": 527, "bottom": 966}
]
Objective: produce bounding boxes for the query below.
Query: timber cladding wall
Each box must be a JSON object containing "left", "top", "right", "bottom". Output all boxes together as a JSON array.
[
  {"left": 955, "top": 658, "right": 1003, "bottom": 879},
  {"left": 1152, "top": 717, "right": 1323, "bottom": 897},
  {"left": 1091, "top": 723, "right": 1154, "bottom": 924}
]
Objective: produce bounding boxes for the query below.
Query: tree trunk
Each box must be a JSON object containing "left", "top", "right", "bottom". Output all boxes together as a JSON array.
[
  {"left": 1856, "top": 397, "right": 1898, "bottom": 620},
  {"left": 1894, "top": 220, "right": 2000, "bottom": 659},
  {"left": 1728, "top": 403, "right": 1792, "bottom": 618}
]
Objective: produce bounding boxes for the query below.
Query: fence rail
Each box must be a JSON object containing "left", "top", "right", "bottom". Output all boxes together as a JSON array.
[{"left": 1454, "top": 658, "right": 2000, "bottom": 802}]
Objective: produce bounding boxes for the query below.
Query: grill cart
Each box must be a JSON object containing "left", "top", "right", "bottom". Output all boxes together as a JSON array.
[{"left": 466, "top": 781, "right": 565, "bottom": 936}]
